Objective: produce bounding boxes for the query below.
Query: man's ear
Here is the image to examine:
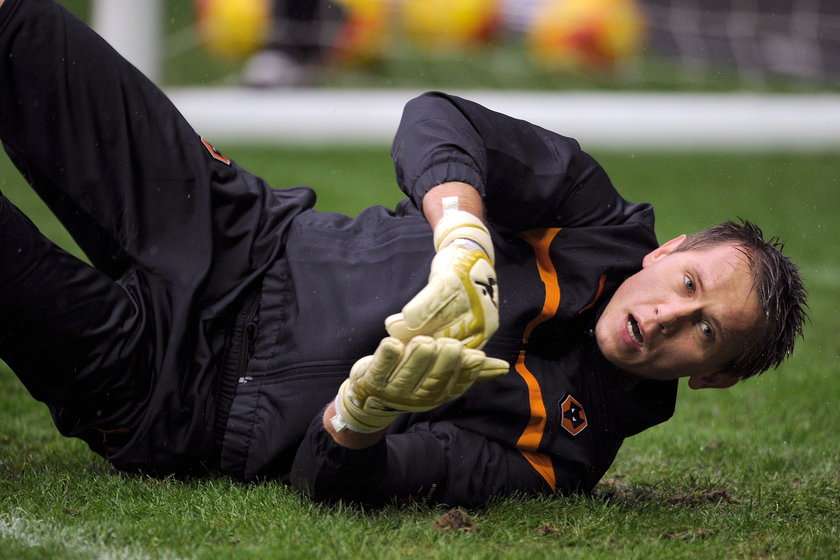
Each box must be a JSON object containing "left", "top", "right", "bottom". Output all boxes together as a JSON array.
[
  {"left": 642, "top": 234, "right": 687, "bottom": 267},
  {"left": 687, "top": 372, "right": 740, "bottom": 390}
]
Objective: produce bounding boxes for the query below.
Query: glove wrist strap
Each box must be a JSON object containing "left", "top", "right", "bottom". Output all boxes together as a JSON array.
[
  {"left": 333, "top": 382, "right": 394, "bottom": 434},
  {"left": 449, "top": 238, "right": 483, "bottom": 253},
  {"left": 433, "top": 211, "right": 495, "bottom": 264}
]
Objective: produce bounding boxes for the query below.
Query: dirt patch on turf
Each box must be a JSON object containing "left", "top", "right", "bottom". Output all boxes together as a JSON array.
[
  {"left": 596, "top": 478, "right": 739, "bottom": 508},
  {"left": 596, "top": 478, "right": 660, "bottom": 506},
  {"left": 667, "top": 488, "right": 739, "bottom": 506},
  {"left": 664, "top": 528, "right": 716, "bottom": 541},
  {"left": 433, "top": 508, "right": 479, "bottom": 533}
]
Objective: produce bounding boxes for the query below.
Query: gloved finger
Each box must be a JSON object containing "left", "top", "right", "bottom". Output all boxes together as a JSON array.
[
  {"left": 475, "top": 356, "right": 510, "bottom": 382},
  {"left": 365, "top": 337, "right": 405, "bottom": 386},
  {"left": 384, "top": 313, "right": 414, "bottom": 342},
  {"left": 348, "top": 355, "right": 376, "bottom": 383},
  {"left": 386, "top": 335, "right": 439, "bottom": 392},
  {"left": 459, "top": 348, "right": 488, "bottom": 376},
  {"left": 445, "top": 347, "right": 487, "bottom": 397},
  {"left": 413, "top": 338, "right": 463, "bottom": 398}
]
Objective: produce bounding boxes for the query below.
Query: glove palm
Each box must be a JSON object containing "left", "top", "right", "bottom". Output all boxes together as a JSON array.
[
  {"left": 334, "top": 336, "right": 509, "bottom": 433},
  {"left": 386, "top": 211, "right": 499, "bottom": 349}
]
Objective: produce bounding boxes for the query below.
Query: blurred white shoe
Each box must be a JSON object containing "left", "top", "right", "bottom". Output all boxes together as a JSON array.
[{"left": 242, "top": 50, "right": 313, "bottom": 88}]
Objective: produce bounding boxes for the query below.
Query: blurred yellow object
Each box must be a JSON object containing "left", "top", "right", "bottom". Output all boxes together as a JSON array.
[
  {"left": 332, "top": 0, "right": 393, "bottom": 66},
  {"left": 402, "top": 0, "right": 500, "bottom": 52},
  {"left": 196, "top": 0, "right": 271, "bottom": 60},
  {"left": 528, "top": 0, "right": 646, "bottom": 70}
]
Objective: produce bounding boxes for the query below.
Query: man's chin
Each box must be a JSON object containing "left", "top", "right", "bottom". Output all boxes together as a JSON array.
[{"left": 598, "top": 350, "right": 667, "bottom": 382}]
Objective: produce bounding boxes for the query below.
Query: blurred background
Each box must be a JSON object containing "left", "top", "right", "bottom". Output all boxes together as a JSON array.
[
  {"left": 68, "top": 0, "right": 840, "bottom": 92},
  {"left": 56, "top": 0, "right": 839, "bottom": 150}
]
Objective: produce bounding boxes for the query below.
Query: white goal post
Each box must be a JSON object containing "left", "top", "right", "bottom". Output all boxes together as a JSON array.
[{"left": 92, "top": 0, "right": 164, "bottom": 83}]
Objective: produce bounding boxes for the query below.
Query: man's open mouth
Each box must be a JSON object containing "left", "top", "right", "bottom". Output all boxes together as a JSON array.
[{"left": 627, "top": 315, "right": 644, "bottom": 346}]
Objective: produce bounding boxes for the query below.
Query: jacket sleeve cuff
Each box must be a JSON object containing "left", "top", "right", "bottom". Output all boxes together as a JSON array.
[
  {"left": 410, "top": 162, "right": 486, "bottom": 211},
  {"left": 290, "top": 409, "right": 389, "bottom": 505}
]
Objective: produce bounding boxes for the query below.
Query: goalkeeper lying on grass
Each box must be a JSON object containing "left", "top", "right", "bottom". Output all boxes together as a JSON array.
[{"left": 0, "top": 0, "right": 806, "bottom": 508}]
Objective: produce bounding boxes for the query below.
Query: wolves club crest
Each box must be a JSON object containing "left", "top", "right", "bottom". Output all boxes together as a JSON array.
[{"left": 559, "top": 393, "right": 587, "bottom": 436}]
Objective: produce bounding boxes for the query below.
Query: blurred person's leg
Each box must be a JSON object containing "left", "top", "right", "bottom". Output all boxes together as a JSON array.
[{"left": 243, "top": 0, "right": 345, "bottom": 88}]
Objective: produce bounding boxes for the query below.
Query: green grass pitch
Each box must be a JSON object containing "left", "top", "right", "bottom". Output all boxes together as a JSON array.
[{"left": 0, "top": 144, "right": 837, "bottom": 559}]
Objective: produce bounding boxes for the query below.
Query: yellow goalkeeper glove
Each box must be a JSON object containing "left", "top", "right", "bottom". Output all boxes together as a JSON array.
[
  {"left": 332, "top": 336, "right": 509, "bottom": 434},
  {"left": 385, "top": 211, "right": 499, "bottom": 350}
]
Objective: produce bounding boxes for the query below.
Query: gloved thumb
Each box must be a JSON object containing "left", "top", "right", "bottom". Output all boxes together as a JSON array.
[{"left": 384, "top": 312, "right": 412, "bottom": 341}]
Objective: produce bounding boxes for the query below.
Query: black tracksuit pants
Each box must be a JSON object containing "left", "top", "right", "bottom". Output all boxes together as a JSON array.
[{"left": 0, "top": 0, "right": 311, "bottom": 472}]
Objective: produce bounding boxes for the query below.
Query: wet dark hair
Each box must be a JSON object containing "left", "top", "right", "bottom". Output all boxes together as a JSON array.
[{"left": 674, "top": 220, "right": 807, "bottom": 379}]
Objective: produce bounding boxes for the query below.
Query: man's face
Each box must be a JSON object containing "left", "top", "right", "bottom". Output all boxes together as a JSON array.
[{"left": 595, "top": 237, "right": 762, "bottom": 389}]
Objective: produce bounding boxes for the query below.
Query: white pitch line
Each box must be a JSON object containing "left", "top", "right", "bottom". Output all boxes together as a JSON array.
[
  {"left": 0, "top": 512, "right": 188, "bottom": 560},
  {"left": 166, "top": 88, "right": 840, "bottom": 149}
]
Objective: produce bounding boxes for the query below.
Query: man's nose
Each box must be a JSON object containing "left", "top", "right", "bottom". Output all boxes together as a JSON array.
[{"left": 655, "top": 301, "right": 699, "bottom": 333}]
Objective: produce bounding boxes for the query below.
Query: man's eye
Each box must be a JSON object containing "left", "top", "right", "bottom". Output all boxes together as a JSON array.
[
  {"left": 684, "top": 275, "right": 695, "bottom": 293},
  {"left": 701, "top": 323, "right": 713, "bottom": 338}
]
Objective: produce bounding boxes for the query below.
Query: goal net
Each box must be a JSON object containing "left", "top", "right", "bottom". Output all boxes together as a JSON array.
[{"left": 636, "top": 0, "right": 840, "bottom": 87}]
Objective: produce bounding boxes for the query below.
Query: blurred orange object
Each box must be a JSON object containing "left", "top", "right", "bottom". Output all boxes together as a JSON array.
[
  {"left": 331, "top": 0, "right": 393, "bottom": 66},
  {"left": 528, "top": 0, "right": 646, "bottom": 70}
]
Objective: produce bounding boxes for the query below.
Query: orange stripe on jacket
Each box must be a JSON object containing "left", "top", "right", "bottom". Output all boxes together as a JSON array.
[
  {"left": 518, "top": 228, "right": 564, "bottom": 343},
  {"left": 514, "top": 228, "right": 563, "bottom": 491},
  {"left": 578, "top": 273, "right": 606, "bottom": 314}
]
